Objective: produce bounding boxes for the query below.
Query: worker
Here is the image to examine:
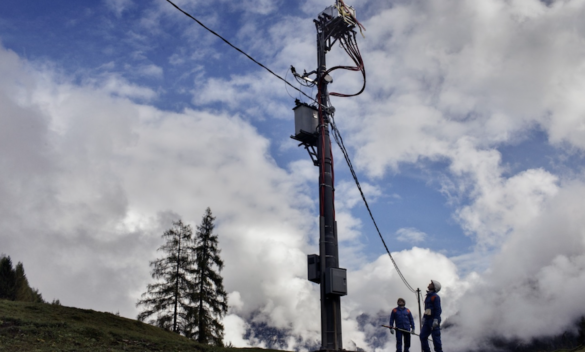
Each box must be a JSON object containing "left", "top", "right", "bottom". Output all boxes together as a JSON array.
[
  {"left": 420, "top": 280, "right": 443, "bottom": 352},
  {"left": 389, "top": 297, "right": 415, "bottom": 352}
]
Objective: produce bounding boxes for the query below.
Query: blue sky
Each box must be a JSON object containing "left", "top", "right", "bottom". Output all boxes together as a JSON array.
[{"left": 2, "top": 1, "right": 585, "bottom": 351}]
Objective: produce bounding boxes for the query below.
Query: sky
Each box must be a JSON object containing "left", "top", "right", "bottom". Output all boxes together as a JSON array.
[{"left": 1, "top": 0, "right": 585, "bottom": 351}]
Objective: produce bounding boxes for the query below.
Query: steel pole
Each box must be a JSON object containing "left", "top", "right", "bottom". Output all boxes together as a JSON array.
[{"left": 316, "top": 19, "right": 342, "bottom": 351}]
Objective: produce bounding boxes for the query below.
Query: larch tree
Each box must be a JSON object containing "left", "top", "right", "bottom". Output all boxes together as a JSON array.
[
  {"left": 187, "top": 207, "right": 228, "bottom": 346},
  {"left": 137, "top": 220, "right": 195, "bottom": 334}
]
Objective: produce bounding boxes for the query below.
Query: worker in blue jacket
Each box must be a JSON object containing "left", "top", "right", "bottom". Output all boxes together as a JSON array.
[
  {"left": 389, "top": 297, "right": 415, "bottom": 352},
  {"left": 420, "top": 280, "right": 443, "bottom": 352}
]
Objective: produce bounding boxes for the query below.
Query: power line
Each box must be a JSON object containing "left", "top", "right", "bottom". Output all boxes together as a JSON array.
[
  {"left": 329, "top": 114, "right": 417, "bottom": 294},
  {"left": 165, "top": 0, "right": 316, "bottom": 104}
]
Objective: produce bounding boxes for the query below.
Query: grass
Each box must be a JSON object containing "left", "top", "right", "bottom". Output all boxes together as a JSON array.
[
  {"left": 3, "top": 299, "right": 584, "bottom": 352},
  {"left": 0, "top": 300, "right": 276, "bottom": 352}
]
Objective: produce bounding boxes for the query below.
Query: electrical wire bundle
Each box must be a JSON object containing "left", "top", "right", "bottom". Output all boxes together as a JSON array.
[
  {"left": 325, "top": 31, "right": 366, "bottom": 98},
  {"left": 292, "top": 68, "right": 316, "bottom": 88}
]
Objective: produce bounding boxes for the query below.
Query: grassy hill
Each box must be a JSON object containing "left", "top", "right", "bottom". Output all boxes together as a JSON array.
[
  {"left": 3, "top": 299, "right": 584, "bottom": 352},
  {"left": 0, "top": 300, "right": 274, "bottom": 352}
]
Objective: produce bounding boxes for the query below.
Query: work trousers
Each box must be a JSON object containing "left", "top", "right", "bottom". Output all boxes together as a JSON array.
[
  {"left": 395, "top": 330, "right": 411, "bottom": 352},
  {"left": 420, "top": 320, "right": 443, "bottom": 352}
]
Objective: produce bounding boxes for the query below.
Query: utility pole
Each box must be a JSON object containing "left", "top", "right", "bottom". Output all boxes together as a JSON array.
[
  {"left": 292, "top": 2, "right": 360, "bottom": 351},
  {"left": 315, "top": 10, "right": 342, "bottom": 349}
]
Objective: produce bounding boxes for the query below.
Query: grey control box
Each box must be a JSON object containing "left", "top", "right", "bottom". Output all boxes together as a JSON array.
[
  {"left": 326, "top": 267, "right": 347, "bottom": 296},
  {"left": 307, "top": 254, "right": 320, "bottom": 284}
]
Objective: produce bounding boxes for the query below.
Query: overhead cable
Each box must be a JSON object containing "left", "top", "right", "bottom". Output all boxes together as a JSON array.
[
  {"left": 325, "top": 32, "right": 366, "bottom": 98},
  {"left": 329, "top": 113, "right": 417, "bottom": 294},
  {"left": 165, "top": 0, "right": 317, "bottom": 104}
]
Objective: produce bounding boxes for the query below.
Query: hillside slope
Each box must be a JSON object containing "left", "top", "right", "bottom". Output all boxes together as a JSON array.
[{"left": 0, "top": 300, "right": 271, "bottom": 352}]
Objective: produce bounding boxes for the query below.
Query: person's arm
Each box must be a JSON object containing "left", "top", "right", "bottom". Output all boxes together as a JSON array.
[
  {"left": 408, "top": 311, "right": 415, "bottom": 331},
  {"left": 433, "top": 296, "right": 442, "bottom": 321},
  {"left": 431, "top": 295, "right": 442, "bottom": 329},
  {"left": 389, "top": 310, "right": 396, "bottom": 334}
]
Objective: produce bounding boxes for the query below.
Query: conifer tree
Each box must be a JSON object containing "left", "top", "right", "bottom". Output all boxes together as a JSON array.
[
  {"left": 137, "top": 220, "right": 195, "bottom": 334},
  {"left": 0, "top": 256, "right": 44, "bottom": 303},
  {"left": 14, "top": 262, "right": 44, "bottom": 303},
  {"left": 187, "top": 208, "right": 228, "bottom": 346},
  {"left": 0, "top": 256, "right": 16, "bottom": 300}
]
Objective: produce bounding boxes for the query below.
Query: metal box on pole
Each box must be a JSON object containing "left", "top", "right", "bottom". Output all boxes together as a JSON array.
[
  {"left": 293, "top": 102, "right": 318, "bottom": 136},
  {"left": 308, "top": 254, "right": 321, "bottom": 283},
  {"left": 326, "top": 267, "right": 347, "bottom": 296}
]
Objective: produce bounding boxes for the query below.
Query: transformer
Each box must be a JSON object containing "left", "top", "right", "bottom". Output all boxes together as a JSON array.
[{"left": 293, "top": 101, "right": 319, "bottom": 136}]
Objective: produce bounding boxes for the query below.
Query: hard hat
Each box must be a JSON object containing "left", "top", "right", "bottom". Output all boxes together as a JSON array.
[
  {"left": 431, "top": 280, "right": 442, "bottom": 293},
  {"left": 397, "top": 298, "right": 405, "bottom": 305}
]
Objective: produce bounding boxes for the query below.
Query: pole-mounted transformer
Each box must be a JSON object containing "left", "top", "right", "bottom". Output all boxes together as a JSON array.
[{"left": 291, "top": 1, "right": 363, "bottom": 350}]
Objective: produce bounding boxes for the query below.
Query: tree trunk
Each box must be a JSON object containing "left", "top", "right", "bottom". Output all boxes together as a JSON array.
[
  {"left": 198, "top": 235, "right": 207, "bottom": 343},
  {"left": 173, "top": 236, "right": 181, "bottom": 333}
]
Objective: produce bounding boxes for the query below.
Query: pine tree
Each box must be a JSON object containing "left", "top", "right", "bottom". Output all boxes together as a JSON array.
[
  {"left": 137, "top": 220, "right": 195, "bottom": 334},
  {"left": 14, "top": 262, "right": 44, "bottom": 303},
  {"left": 0, "top": 256, "right": 16, "bottom": 300},
  {"left": 187, "top": 208, "right": 228, "bottom": 346},
  {"left": 0, "top": 256, "right": 44, "bottom": 303}
]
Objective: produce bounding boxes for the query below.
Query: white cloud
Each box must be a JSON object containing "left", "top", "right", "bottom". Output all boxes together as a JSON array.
[
  {"left": 224, "top": 314, "right": 251, "bottom": 347},
  {"left": 352, "top": 0, "right": 585, "bottom": 178},
  {"left": 82, "top": 73, "right": 158, "bottom": 101},
  {"left": 396, "top": 228, "right": 428, "bottom": 244},
  {"left": 444, "top": 177, "right": 585, "bottom": 350},
  {"left": 104, "top": 0, "right": 133, "bottom": 17},
  {"left": 0, "top": 43, "right": 314, "bottom": 324},
  {"left": 137, "top": 64, "right": 164, "bottom": 79}
]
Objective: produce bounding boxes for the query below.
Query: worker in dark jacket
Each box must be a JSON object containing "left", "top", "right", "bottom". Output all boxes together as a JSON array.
[
  {"left": 420, "top": 280, "right": 443, "bottom": 352},
  {"left": 389, "top": 298, "right": 415, "bottom": 352}
]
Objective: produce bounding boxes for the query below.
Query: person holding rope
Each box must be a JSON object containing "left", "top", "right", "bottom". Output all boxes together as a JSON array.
[
  {"left": 420, "top": 280, "right": 443, "bottom": 352},
  {"left": 389, "top": 297, "right": 415, "bottom": 352}
]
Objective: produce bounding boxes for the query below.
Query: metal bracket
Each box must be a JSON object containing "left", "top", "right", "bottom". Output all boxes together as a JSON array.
[
  {"left": 290, "top": 132, "right": 319, "bottom": 166},
  {"left": 303, "top": 143, "right": 319, "bottom": 167}
]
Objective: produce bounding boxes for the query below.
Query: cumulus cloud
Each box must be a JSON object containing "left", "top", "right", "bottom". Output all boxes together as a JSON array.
[
  {"left": 353, "top": 0, "right": 585, "bottom": 176},
  {"left": 0, "top": 43, "right": 314, "bottom": 322},
  {"left": 444, "top": 178, "right": 585, "bottom": 350}
]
